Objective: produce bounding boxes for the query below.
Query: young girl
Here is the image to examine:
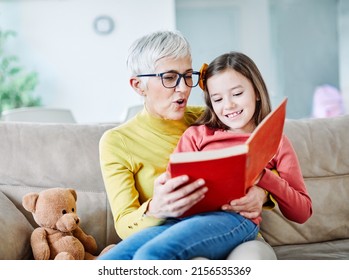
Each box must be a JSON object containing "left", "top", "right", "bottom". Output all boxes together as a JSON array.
[{"left": 173, "top": 51, "right": 312, "bottom": 236}]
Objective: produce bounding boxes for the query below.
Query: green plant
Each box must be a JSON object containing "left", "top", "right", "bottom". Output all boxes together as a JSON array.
[{"left": 0, "top": 28, "right": 41, "bottom": 116}]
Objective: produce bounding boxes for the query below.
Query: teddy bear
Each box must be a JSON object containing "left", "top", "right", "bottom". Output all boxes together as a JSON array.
[{"left": 22, "top": 187, "right": 113, "bottom": 260}]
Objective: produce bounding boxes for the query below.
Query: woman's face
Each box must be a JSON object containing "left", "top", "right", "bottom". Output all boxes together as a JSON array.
[
  {"left": 142, "top": 56, "right": 193, "bottom": 120},
  {"left": 207, "top": 68, "right": 257, "bottom": 133}
]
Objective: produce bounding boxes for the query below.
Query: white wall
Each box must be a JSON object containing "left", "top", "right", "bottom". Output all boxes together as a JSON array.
[
  {"left": 176, "top": 0, "right": 279, "bottom": 108},
  {"left": 0, "top": 0, "right": 175, "bottom": 123},
  {"left": 1, "top": 0, "right": 347, "bottom": 122}
]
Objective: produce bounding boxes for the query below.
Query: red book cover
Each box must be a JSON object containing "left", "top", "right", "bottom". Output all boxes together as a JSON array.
[{"left": 169, "top": 98, "right": 287, "bottom": 217}]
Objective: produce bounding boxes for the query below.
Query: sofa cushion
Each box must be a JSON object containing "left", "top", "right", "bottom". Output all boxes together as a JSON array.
[
  {"left": 0, "top": 191, "right": 33, "bottom": 259},
  {"left": 0, "top": 122, "right": 116, "bottom": 192},
  {"left": 261, "top": 174, "right": 349, "bottom": 246},
  {"left": 284, "top": 116, "right": 349, "bottom": 178},
  {"left": 273, "top": 239, "right": 349, "bottom": 260},
  {"left": 260, "top": 115, "right": 349, "bottom": 246}
]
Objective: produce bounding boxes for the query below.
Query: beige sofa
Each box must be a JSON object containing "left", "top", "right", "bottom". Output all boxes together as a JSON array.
[{"left": 0, "top": 114, "right": 348, "bottom": 260}]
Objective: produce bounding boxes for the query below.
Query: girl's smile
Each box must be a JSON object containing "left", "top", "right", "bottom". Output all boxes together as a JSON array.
[{"left": 207, "top": 69, "right": 257, "bottom": 133}]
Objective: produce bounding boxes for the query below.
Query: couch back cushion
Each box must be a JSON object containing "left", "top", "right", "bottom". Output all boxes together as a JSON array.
[
  {"left": 260, "top": 115, "right": 349, "bottom": 246},
  {"left": 0, "top": 122, "right": 121, "bottom": 257}
]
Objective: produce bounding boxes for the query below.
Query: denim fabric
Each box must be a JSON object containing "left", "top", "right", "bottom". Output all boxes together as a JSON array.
[{"left": 98, "top": 211, "right": 258, "bottom": 260}]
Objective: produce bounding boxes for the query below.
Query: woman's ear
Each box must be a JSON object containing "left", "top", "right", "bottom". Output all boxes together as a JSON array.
[{"left": 130, "top": 77, "right": 145, "bottom": 96}]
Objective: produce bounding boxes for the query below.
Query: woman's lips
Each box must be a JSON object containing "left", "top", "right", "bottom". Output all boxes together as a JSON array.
[{"left": 174, "top": 99, "right": 187, "bottom": 108}]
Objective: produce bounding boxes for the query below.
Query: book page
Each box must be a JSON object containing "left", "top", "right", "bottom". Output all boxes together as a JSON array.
[{"left": 169, "top": 144, "right": 248, "bottom": 163}]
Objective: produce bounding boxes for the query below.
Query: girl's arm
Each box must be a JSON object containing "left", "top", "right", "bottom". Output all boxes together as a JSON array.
[{"left": 257, "top": 135, "right": 313, "bottom": 223}]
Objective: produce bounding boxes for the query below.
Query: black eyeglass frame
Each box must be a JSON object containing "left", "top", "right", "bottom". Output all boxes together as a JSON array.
[{"left": 136, "top": 71, "right": 200, "bottom": 88}]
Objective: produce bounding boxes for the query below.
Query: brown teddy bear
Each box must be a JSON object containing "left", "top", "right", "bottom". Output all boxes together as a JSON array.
[{"left": 22, "top": 187, "right": 113, "bottom": 260}]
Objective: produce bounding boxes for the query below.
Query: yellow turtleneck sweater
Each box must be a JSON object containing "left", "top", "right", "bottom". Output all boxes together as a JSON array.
[{"left": 99, "top": 106, "right": 203, "bottom": 239}]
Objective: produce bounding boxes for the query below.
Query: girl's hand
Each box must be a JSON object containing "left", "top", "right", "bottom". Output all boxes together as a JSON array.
[
  {"left": 146, "top": 172, "right": 208, "bottom": 218},
  {"left": 221, "top": 185, "right": 267, "bottom": 219}
]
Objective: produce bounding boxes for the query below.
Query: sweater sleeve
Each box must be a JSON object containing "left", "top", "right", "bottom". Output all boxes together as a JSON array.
[
  {"left": 99, "top": 129, "right": 165, "bottom": 239},
  {"left": 257, "top": 135, "right": 313, "bottom": 224}
]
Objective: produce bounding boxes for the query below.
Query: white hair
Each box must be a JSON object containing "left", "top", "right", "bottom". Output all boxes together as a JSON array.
[{"left": 126, "top": 30, "right": 192, "bottom": 77}]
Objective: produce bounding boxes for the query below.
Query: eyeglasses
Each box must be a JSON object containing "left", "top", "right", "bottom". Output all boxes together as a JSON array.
[{"left": 136, "top": 71, "right": 200, "bottom": 89}]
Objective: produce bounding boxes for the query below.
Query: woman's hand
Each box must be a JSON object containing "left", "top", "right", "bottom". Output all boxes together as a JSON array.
[
  {"left": 221, "top": 185, "right": 268, "bottom": 219},
  {"left": 146, "top": 172, "right": 208, "bottom": 219}
]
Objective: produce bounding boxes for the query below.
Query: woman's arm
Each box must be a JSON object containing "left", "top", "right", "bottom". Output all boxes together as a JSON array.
[
  {"left": 99, "top": 130, "right": 165, "bottom": 239},
  {"left": 100, "top": 128, "right": 208, "bottom": 239}
]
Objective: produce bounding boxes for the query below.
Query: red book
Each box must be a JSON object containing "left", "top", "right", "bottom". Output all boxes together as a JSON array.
[{"left": 169, "top": 98, "right": 287, "bottom": 217}]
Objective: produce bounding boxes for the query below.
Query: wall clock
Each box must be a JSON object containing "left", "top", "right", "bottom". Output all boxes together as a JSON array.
[{"left": 93, "top": 15, "right": 115, "bottom": 35}]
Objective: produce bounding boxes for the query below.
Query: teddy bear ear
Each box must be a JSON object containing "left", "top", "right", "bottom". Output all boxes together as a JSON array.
[
  {"left": 67, "top": 188, "right": 77, "bottom": 202},
  {"left": 22, "top": 193, "right": 39, "bottom": 213}
]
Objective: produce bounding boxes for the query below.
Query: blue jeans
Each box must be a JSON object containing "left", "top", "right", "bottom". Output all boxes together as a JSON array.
[{"left": 98, "top": 211, "right": 258, "bottom": 260}]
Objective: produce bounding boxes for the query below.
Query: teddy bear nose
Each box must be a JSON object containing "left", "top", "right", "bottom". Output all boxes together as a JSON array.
[{"left": 76, "top": 218, "right": 80, "bottom": 224}]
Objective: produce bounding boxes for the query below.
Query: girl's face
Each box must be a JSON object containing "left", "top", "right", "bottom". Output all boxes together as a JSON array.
[
  {"left": 141, "top": 56, "right": 193, "bottom": 121},
  {"left": 207, "top": 68, "right": 258, "bottom": 133}
]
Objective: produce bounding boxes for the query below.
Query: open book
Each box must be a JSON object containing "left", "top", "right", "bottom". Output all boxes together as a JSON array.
[{"left": 169, "top": 98, "right": 287, "bottom": 217}]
